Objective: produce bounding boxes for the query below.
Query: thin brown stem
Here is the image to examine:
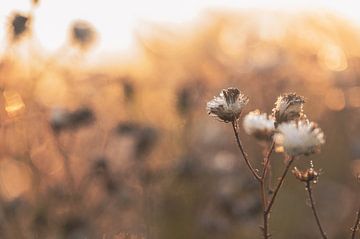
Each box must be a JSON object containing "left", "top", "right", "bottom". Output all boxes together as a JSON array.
[
  {"left": 306, "top": 181, "right": 328, "bottom": 239},
  {"left": 260, "top": 180, "right": 269, "bottom": 238},
  {"left": 261, "top": 141, "right": 275, "bottom": 180},
  {"left": 231, "top": 120, "right": 261, "bottom": 181},
  {"left": 265, "top": 156, "right": 295, "bottom": 216},
  {"left": 54, "top": 136, "right": 75, "bottom": 191},
  {"left": 351, "top": 205, "right": 360, "bottom": 239}
]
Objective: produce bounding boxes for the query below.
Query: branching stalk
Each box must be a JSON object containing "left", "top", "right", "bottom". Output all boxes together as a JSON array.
[{"left": 231, "top": 120, "right": 294, "bottom": 239}]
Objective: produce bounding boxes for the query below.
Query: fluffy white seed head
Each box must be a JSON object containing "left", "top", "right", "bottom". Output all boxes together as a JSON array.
[
  {"left": 274, "top": 120, "right": 325, "bottom": 156},
  {"left": 243, "top": 110, "right": 275, "bottom": 141},
  {"left": 206, "top": 87, "right": 249, "bottom": 123}
]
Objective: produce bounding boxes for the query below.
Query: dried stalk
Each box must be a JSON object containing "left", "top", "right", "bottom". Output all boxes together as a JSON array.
[
  {"left": 305, "top": 181, "right": 328, "bottom": 239},
  {"left": 231, "top": 120, "right": 294, "bottom": 238},
  {"left": 231, "top": 120, "right": 261, "bottom": 181},
  {"left": 351, "top": 205, "right": 360, "bottom": 239}
]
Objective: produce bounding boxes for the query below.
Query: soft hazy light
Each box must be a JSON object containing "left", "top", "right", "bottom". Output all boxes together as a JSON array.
[
  {"left": 347, "top": 87, "right": 360, "bottom": 108},
  {"left": 2, "top": 0, "right": 360, "bottom": 58},
  {"left": 3, "top": 90, "right": 25, "bottom": 117},
  {"left": 325, "top": 88, "right": 345, "bottom": 111},
  {"left": 318, "top": 43, "right": 348, "bottom": 71}
]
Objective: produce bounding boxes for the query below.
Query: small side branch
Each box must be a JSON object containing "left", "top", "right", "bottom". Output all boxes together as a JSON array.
[{"left": 306, "top": 181, "right": 328, "bottom": 239}]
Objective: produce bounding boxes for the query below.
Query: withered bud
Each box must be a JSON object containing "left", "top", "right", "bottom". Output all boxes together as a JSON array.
[
  {"left": 50, "top": 107, "right": 95, "bottom": 133},
  {"left": 114, "top": 122, "right": 159, "bottom": 159},
  {"left": 70, "top": 20, "right": 96, "bottom": 50},
  {"left": 176, "top": 86, "right": 193, "bottom": 116},
  {"left": 292, "top": 167, "right": 319, "bottom": 183},
  {"left": 91, "top": 157, "right": 109, "bottom": 176},
  {"left": 32, "top": 0, "right": 40, "bottom": 6},
  {"left": 272, "top": 93, "right": 305, "bottom": 127},
  {"left": 121, "top": 78, "right": 135, "bottom": 102},
  {"left": 8, "top": 13, "right": 30, "bottom": 41}
]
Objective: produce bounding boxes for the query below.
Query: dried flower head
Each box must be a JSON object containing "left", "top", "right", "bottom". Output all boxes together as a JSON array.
[
  {"left": 70, "top": 20, "right": 96, "bottom": 49},
  {"left": 274, "top": 120, "right": 325, "bottom": 156},
  {"left": 292, "top": 165, "right": 319, "bottom": 183},
  {"left": 243, "top": 110, "right": 275, "bottom": 141},
  {"left": 207, "top": 87, "right": 249, "bottom": 122},
  {"left": 272, "top": 93, "right": 305, "bottom": 127},
  {"left": 8, "top": 12, "right": 30, "bottom": 41}
]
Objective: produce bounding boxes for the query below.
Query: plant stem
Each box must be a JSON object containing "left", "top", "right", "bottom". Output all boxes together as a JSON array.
[
  {"left": 265, "top": 156, "right": 294, "bottom": 215},
  {"left": 351, "top": 205, "right": 360, "bottom": 239},
  {"left": 260, "top": 156, "right": 295, "bottom": 238},
  {"left": 54, "top": 136, "right": 75, "bottom": 191},
  {"left": 231, "top": 120, "right": 261, "bottom": 181},
  {"left": 259, "top": 142, "right": 274, "bottom": 238},
  {"left": 306, "top": 181, "right": 328, "bottom": 239},
  {"left": 260, "top": 179, "right": 269, "bottom": 238},
  {"left": 261, "top": 141, "right": 275, "bottom": 180}
]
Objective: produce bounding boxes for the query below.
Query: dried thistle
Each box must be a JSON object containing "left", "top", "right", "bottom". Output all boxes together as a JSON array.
[
  {"left": 274, "top": 120, "right": 325, "bottom": 156},
  {"left": 272, "top": 93, "right": 305, "bottom": 127},
  {"left": 243, "top": 110, "right": 275, "bottom": 141},
  {"left": 207, "top": 87, "right": 249, "bottom": 123}
]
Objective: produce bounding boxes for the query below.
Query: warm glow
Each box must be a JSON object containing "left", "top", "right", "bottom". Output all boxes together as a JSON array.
[
  {"left": 3, "top": 90, "right": 25, "bottom": 117},
  {"left": 347, "top": 86, "right": 360, "bottom": 108},
  {"left": 318, "top": 43, "right": 348, "bottom": 71},
  {"left": 324, "top": 88, "right": 345, "bottom": 111},
  {"left": 2, "top": 0, "right": 360, "bottom": 59}
]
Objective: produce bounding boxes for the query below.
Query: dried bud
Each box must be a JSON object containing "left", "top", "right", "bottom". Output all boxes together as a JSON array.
[
  {"left": 91, "top": 157, "right": 109, "bottom": 176},
  {"left": 292, "top": 166, "right": 319, "bottom": 183},
  {"left": 61, "top": 216, "right": 89, "bottom": 239},
  {"left": 50, "top": 107, "right": 95, "bottom": 133},
  {"left": 274, "top": 120, "right": 325, "bottom": 156},
  {"left": 115, "top": 122, "right": 159, "bottom": 159},
  {"left": 135, "top": 127, "right": 158, "bottom": 158},
  {"left": 70, "top": 20, "right": 96, "bottom": 50},
  {"left": 207, "top": 87, "right": 249, "bottom": 123},
  {"left": 243, "top": 110, "right": 275, "bottom": 141},
  {"left": 121, "top": 78, "right": 135, "bottom": 102},
  {"left": 176, "top": 85, "right": 195, "bottom": 116},
  {"left": 272, "top": 93, "right": 305, "bottom": 127},
  {"left": 32, "top": 0, "right": 40, "bottom": 7},
  {"left": 8, "top": 13, "right": 30, "bottom": 41}
]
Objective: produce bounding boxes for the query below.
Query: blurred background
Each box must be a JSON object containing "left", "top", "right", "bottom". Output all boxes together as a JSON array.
[{"left": 0, "top": 0, "right": 360, "bottom": 238}]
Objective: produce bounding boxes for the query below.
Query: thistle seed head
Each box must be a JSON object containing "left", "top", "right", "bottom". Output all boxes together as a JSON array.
[
  {"left": 243, "top": 110, "right": 275, "bottom": 141},
  {"left": 274, "top": 120, "right": 325, "bottom": 156}
]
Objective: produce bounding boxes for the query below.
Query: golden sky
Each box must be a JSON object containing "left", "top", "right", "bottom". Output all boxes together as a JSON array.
[{"left": 1, "top": 0, "right": 360, "bottom": 58}]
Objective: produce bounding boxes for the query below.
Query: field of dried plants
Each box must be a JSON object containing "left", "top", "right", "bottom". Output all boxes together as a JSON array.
[{"left": 0, "top": 2, "right": 360, "bottom": 239}]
